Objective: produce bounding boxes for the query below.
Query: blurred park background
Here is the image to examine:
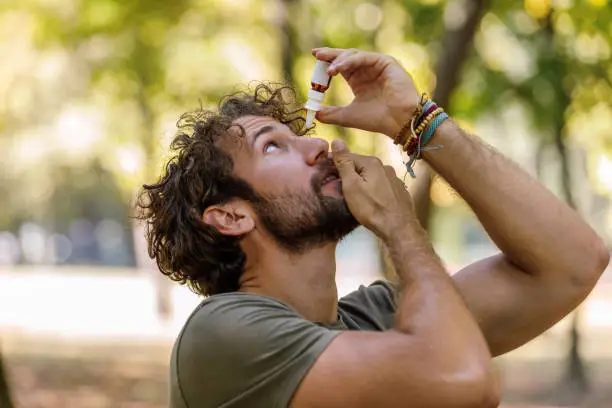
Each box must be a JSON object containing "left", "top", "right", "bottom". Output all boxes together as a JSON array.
[{"left": 1, "top": 0, "right": 612, "bottom": 407}]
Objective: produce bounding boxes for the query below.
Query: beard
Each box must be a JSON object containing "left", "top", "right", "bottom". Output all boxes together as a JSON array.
[{"left": 249, "top": 164, "right": 359, "bottom": 254}]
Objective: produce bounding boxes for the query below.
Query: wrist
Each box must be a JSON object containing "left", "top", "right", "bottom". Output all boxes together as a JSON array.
[
  {"left": 421, "top": 119, "right": 460, "bottom": 163},
  {"left": 393, "top": 96, "right": 451, "bottom": 178},
  {"left": 387, "top": 105, "right": 419, "bottom": 138},
  {"left": 424, "top": 117, "right": 454, "bottom": 145},
  {"left": 380, "top": 215, "right": 427, "bottom": 247},
  {"left": 390, "top": 92, "right": 437, "bottom": 148}
]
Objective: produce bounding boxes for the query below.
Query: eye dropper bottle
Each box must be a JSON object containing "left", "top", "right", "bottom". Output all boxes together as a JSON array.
[{"left": 304, "top": 59, "right": 332, "bottom": 129}]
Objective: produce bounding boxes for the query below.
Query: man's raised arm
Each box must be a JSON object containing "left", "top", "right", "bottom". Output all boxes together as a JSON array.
[
  {"left": 312, "top": 45, "right": 608, "bottom": 356},
  {"left": 290, "top": 142, "right": 499, "bottom": 408},
  {"left": 423, "top": 121, "right": 609, "bottom": 355}
]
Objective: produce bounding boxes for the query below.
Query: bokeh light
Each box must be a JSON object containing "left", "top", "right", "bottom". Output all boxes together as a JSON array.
[{"left": 0, "top": 0, "right": 611, "bottom": 407}]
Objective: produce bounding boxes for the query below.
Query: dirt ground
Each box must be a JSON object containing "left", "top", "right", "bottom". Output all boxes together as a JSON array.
[
  {"left": 3, "top": 336, "right": 612, "bottom": 408},
  {"left": 2, "top": 268, "right": 611, "bottom": 407},
  {"left": 4, "top": 337, "right": 170, "bottom": 408}
]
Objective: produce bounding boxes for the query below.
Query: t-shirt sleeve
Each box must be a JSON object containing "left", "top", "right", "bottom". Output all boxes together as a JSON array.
[
  {"left": 338, "top": 280, "right": 398, "bottom": 331},
  {"left": 174, "top": 295, "right": 341, "bottom": 408}
]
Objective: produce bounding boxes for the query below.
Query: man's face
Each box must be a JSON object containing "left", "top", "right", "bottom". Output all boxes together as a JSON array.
[{"left": 229, "top": 115, "right": 358, "bottom": 252}]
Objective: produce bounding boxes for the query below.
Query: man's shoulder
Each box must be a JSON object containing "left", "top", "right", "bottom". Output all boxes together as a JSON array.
[
  {"left": 338, "top": 280, "right": 398, "bottom": 331},
  {"left": 178, "top": 292, "right": 301, "bottom": 345},
  {"left": 339, "top": 279, "right": 398, "bottom": 308},
  {"left": 193, "top": 292, "right": 297, "bottom": 321},
  {"left": 171, "top": 292, "right": 340, "bottom": 408}
]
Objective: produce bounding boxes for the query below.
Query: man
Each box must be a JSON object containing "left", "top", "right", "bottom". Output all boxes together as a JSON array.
[{"left": 136, "top": 48, "right": 609, "bottom": 408}]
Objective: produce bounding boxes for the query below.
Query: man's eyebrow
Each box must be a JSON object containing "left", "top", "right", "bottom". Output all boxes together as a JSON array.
[{"left": 251, "top": 124, "right": 275, "bottom": 147}]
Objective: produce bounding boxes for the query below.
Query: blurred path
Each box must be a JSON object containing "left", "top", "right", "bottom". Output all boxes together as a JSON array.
[
  {"left": 1, "top": 265, "right": 611, "bottom": 334},
  {"left": 0, "top": 264, "right": 382, "bottom": 341},
  {"left": 0, "top": 240, "right": 610, "bottom": 360},
  {"left": 0, "top": 228, "right": 384, "bottom": 342},
  {"left": 1, "top": 263, "right": 610, "bottom": 343}
]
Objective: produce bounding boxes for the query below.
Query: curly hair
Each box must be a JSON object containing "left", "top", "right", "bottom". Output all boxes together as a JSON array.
[{"left": 134, "top": 83, "right": 308, "bottom": 297}]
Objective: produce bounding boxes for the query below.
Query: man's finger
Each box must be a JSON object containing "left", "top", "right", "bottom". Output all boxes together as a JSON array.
[
  {"left": 331, "top": 138, "right": 350, "bottom": 157},
  {"left": 328, "top": 51, "right": 383, "bottom": 76},
  {"left": 312, "top": 47, "right": 346, "bottom": 62},
  {"left": 383, "top": 165, "right": 396, "bottom": 179},
  {"left": 316, "top": 105, "right": 352, "bottom": 127},
  {"left": 331, "top": 139, "right": 358, "bottom": 183},
  {"left": 323, "top": 49, "right": 358, "bottom": 74}
]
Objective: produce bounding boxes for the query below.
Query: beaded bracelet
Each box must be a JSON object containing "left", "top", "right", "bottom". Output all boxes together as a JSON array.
[
  {"left": 415, "top": 100, "right": 436, "bottom": 126},
  {"left": 394, "top": 92, "right": 432, "bottom": 146},
  {"left": 421, "top": 112, "right": 449, "bottom": 146},
  {"left": 415, "top": 108, "right": 443, "bottom": 135},
  {"left": 397, "top": 93, "right": 448, "bottom": 178}
]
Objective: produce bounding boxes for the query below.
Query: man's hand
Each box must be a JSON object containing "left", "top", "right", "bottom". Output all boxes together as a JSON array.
[
  {"left": 330, "top": 138, "right": 418, "bottom": 241},
  {"left": 292, "top": 145, "right": 498, "bottom": 408},
  {"left": 312, "top": 47, "right": 419, "bottom": 138}
]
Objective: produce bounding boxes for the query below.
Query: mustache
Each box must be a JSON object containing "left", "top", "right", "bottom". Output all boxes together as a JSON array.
[{"left": 311, "top": 159, "right": 340, "bottom": 187}]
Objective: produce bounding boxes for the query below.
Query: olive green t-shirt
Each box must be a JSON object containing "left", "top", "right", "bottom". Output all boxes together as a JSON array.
[{"left": 169, "top": 280, "right": 397, "bottom": 408}]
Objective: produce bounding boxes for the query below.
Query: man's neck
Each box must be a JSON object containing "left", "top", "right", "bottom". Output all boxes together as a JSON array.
[{"left": 239, "top": 236, "right": 339, "bottom": 324}]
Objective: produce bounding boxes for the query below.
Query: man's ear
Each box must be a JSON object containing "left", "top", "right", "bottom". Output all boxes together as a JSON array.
[{"left": 202, "top": 202, "right": 255, "bottom": 236}]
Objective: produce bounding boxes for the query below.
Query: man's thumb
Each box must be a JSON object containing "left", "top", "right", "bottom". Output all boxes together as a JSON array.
[
  {"left": 331, "top": 139, "right": 355, "bottom": 179},
  {"left": 317, "top": 105, "right": 349, "bottom": 127},
  {"left": 331, "top": 139, "right": 349, "bottom": 155}
]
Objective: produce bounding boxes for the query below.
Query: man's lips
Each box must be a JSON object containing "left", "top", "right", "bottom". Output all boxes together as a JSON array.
[
  {"left": 322, "top": 175, "right": 339, "bottom": 185},
  {"left": 320, "top": 168, "right": 340, "bottom": 185}
]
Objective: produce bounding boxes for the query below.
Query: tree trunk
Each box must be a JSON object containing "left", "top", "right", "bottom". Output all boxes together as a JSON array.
[
  {"left": 565, "top": 312, "right": 589, "bottom": 394},
  {"left": 553, "top": 120, "right": 576, "bottom": 209},
  {"left": 552, "top": 99, "right": 590, "bottom": 398},
  {"left": 380, "top": 0, "right": 488, "bottom": 280},
  {"left": 0, "top": 348, "right": 14, "bottom": 408},
  {"left": 540, "top": 11, "right": 589, "bottom": 399},
  {"left": 411, "top": 0, "right": 489, "bottom": 231},
  {"left": 276, "top": 0, "right": 299, "bottom": 84},
  {"left": 535, "top": 139, "right": 547, "bottom": 180},
  {"left": 137, "top": 84, "right": 172, "bottom": 322},
  {"left": 554, "top": 122, "right": 589, "bottom": 395}
]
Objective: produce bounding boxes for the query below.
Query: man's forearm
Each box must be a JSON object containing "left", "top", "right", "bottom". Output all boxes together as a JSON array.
[
  {"left": 385, "top": 224, "right": 492, "bottom": 370},
  {"left": 423, "top": 120, "right": 609, "bottom": 280}
]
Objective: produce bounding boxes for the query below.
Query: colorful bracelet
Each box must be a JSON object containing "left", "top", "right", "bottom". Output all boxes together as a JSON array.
[
  {"left": 415, "top": 108, "right": 443, "bottom": 135},
  {"left": 393, "top": 92, "right": 447, "bottom": 179},
  {"left": 421, "top": 112, "right": 449, "bottom": 146},
  {"left": 394, "top": 92, "right": 431, "bottom": 146},
  {"left": 415, "top": 100, "right": 436, "bottom": 126},
  {"left": 404, "top": 100, "right": 446, "bottom": 178}
]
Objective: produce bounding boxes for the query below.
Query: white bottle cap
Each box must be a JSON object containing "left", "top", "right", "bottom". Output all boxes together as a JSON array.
[
  {"left": 312, "top": 60, "right": 331, "bottom": 87},
  {"left": 304, "top": 89, "right": 325, "bottom": 111}
]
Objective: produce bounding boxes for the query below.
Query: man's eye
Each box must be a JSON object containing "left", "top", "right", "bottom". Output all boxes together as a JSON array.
[{"left": 263, "top": 142, "right": 280, "bottom": 153}]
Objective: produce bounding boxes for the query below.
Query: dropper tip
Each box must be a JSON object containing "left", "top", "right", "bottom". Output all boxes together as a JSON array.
[{"left": 305, "top": 109, "right": 316, "bottom": 129}]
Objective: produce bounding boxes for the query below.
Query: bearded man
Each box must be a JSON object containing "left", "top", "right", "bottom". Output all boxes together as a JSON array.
[{"left": 136, "top": 47, "right": 609, "bottom": 408}]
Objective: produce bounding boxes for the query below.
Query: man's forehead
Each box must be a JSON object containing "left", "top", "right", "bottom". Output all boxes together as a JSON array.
[
  {"left": 233, "top": 115, "right": 283, "bottom": 136},
  {"left": 222, "top": 115, "right": 286, "bottom": 158}
]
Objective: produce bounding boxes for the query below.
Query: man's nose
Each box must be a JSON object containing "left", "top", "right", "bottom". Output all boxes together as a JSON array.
[{"left": 302, "top": 137, "right": 330, "bottom": 165}]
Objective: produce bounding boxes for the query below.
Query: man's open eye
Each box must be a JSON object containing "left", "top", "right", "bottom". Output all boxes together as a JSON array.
[{"left": 263, "top": 141, "right": 280, "bottom": 153}]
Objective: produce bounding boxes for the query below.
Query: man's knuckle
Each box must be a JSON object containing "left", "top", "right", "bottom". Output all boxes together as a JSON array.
[
  {"left": 383, "top": 55, "right": 398, "bottom": 65},
  {"left": 351, "top": 154, "right": 365, "bottom": 163}
]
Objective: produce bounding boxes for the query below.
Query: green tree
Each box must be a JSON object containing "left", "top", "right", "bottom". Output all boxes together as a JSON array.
[
  {"left": 453, "top": 2, "right": 612, "bottom": 402},
  {"left": 410, "top": 0, "right": 489, "bottom": 231}
]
